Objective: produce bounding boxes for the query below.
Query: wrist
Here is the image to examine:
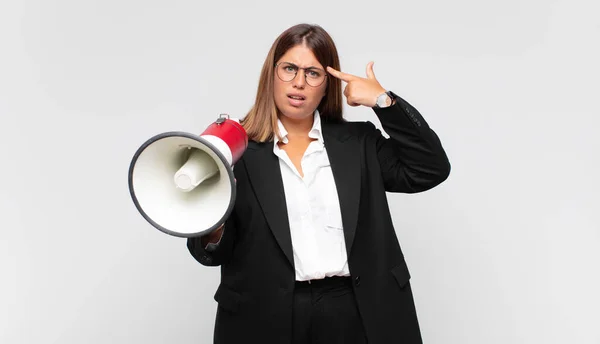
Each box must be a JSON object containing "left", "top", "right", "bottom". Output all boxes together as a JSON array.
[{"left": 374, "top": 90, "right": 394, "bottom": 108}]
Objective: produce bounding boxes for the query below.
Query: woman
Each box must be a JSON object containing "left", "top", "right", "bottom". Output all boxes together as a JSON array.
[{"left": 187, "top": 23, "right": 450, "bottom": 344}]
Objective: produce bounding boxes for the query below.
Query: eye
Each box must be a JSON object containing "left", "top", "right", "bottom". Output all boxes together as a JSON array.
[
  {"left": 306, "top": 69, "right": 322, "bottom": 78},
  {"left": 283, "top": 64, "right": 297, "bottom": 73}
]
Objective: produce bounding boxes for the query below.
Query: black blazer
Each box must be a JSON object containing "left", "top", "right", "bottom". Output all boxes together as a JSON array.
[{"left": 187, "top": 92, "right": 451, "bottom": 344}]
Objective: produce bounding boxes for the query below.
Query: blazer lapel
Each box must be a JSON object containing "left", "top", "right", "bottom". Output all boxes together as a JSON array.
[
  {"left": 322, "top": 121, "right": 362, "bottom": 255},
  {"left": 243, "top": 141, "right": 294, "bottom": 267}
]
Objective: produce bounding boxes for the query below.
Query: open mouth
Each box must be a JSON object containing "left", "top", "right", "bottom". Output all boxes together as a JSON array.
[{"left": 287, "top": 93, "right": 306, "bottom": 107}]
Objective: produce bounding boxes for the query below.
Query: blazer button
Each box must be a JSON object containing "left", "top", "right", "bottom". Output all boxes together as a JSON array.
[
  {"left": 354, "top": 276, "right": 361, "bottom": 286},
  {"left": 202, "top": 255, "right": 212, "bottom": 264}
]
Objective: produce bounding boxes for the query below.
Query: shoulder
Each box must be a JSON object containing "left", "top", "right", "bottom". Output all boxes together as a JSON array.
[
  {"left": 246, "top": 140, "right": 271, "bottom": 152},
  {"left": 322, "top": 117, "right": 379, "bottom": 141}
]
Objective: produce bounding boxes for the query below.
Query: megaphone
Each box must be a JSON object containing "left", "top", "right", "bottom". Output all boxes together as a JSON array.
[{"left": 128, "top": 114, "right": 248, "bottom": 238}]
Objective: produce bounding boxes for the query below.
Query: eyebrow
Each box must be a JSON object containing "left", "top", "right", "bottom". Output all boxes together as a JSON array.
[{"left": 285, "top": 62, "right": 323, "bottom": 70}]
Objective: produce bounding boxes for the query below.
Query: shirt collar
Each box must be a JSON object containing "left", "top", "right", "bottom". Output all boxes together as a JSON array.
[{"left": 274, "top": 110, "right": 324, "bottom": 146}]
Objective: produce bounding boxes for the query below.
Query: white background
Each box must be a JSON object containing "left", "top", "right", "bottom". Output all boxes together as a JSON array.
[{"left": 2, "top": 0, "right": 599, "bottom": 343}]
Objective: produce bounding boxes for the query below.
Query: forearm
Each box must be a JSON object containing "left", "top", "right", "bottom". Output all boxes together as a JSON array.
[{"left": 373, "top": 92, "right": 451, "bottom": 192}]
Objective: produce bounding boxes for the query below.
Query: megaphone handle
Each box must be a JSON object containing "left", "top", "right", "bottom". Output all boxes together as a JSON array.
[{"left": 216, "top": 113, "right": 229, "bottom": 124}]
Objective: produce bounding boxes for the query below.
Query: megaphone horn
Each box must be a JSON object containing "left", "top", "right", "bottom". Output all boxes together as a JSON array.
[{"left": 128, "top": 114, "right": 248, "bottom": 238}]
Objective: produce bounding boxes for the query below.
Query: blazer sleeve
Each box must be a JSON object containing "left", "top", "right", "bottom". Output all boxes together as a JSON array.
[
  {"left": 187, "top": 210, "right": 237, "bottom": 267},
  {"left": 368, "top": 91, "right": 451, "bottom": 193},
  {"left": 186, "top": 164, "right": 243, "bottom": 267}
]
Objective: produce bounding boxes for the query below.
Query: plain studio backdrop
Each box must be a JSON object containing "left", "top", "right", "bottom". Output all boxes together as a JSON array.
[{"left": 1, "top": 0, "right": 599, "bottom": 343}]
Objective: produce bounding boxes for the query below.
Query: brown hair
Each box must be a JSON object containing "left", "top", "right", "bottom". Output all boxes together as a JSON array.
[{"left": 241, "top": 23, "right": 344, "bottom": 142}]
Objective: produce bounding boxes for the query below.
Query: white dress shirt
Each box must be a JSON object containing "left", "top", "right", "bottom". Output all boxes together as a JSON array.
[{"left": 273, "top": 111, "right": 350, "bottom": 281}]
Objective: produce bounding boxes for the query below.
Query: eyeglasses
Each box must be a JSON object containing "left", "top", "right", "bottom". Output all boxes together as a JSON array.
[{"left": 275, "top": 62, "right": 327, "bottom": 87}]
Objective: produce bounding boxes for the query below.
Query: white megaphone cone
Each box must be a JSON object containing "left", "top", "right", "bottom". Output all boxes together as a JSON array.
[
  {"left": 128, "top": 114, "right": 248, "bottom": 238},
  {"left": 173, "top": 148, "right": 219, "bottom": 192}
]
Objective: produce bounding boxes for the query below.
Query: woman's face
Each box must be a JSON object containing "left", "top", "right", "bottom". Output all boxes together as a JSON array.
[{"left": 273, "top": 44, "right": 327, "bottom": 121}]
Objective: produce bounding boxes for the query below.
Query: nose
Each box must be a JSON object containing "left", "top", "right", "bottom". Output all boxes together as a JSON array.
[{"left": 292, "top": 71, "right": 306, "bottom": 89}]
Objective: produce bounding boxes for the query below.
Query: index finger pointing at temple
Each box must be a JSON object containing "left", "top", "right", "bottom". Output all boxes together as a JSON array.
[{"left": 326, "top": 66, "right": 355, "bottom": 82}]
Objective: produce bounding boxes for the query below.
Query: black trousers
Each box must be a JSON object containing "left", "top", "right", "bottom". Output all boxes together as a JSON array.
[{"left": 292, "top": 276, "right": 368, "bottom": 344}]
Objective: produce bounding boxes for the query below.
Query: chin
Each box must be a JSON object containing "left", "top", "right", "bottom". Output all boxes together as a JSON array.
[{"left": 279, "top": 102, "right": 317, "bottom": 119}]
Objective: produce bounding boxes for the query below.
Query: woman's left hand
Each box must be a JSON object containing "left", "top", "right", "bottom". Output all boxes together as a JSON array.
[{"left": 327, "top": 62, "right": 387, "bottom": 107}]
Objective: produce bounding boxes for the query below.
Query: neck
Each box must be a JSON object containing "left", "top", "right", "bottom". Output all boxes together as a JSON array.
[{"left": 279, "top": 113, "right": 314, "bottom": 139}]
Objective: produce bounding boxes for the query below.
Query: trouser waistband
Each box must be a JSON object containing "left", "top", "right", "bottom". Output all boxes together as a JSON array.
[{"left": 294, "top": 276, "right": 351, "bottom": 289}]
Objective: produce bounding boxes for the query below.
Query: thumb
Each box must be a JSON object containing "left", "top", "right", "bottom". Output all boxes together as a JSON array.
[{"left": 366, "top": 61, "right": 376, "bottom": 79}]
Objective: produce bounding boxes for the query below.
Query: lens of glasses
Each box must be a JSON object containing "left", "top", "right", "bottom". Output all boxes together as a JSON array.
[{"left": 276, "top": 63, "right": 326, "bottom": 87}]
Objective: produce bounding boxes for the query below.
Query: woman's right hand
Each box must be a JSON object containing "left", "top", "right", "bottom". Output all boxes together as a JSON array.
[{"left": 201, "top": 223, "right": 224, "bottom": 246}]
